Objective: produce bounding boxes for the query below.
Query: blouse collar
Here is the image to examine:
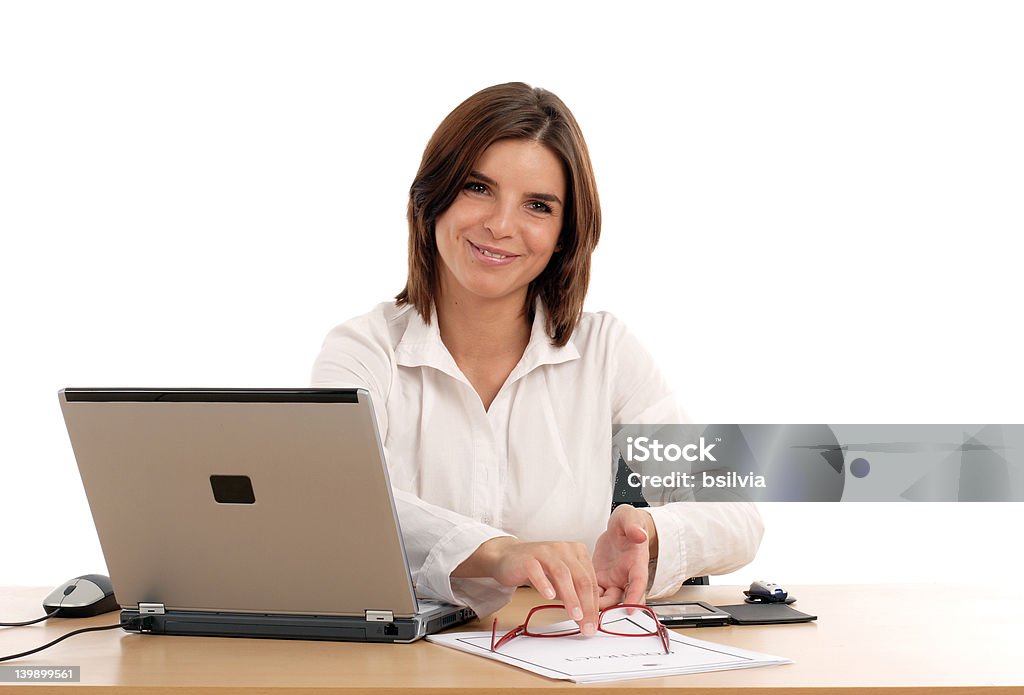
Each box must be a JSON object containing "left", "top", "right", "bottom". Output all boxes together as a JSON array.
[{"left": 394, "top": 299, "right": 581, "bottom": 387}]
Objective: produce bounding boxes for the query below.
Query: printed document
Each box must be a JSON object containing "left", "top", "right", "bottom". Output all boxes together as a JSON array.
[{"left": 427, "top": 620, "right": 791, "bottom": 683}]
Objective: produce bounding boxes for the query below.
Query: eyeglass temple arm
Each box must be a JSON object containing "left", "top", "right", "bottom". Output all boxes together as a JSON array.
[{"left": 490, "top": 619, "right": 526, "bottom": 651}]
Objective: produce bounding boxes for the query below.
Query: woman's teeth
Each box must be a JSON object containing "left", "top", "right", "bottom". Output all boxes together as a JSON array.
[{"left": 473, "top": 242, "right": 512, "bottom": 259}]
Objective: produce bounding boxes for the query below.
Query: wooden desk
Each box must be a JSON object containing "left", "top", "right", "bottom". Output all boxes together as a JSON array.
[{"left": 1, "top": 584, "right": 1021, "bottom": 693}]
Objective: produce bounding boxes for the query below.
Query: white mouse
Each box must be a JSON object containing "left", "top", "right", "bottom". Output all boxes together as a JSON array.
[{"left": 42, "top": 574, "right": 119, "bottom": 618}]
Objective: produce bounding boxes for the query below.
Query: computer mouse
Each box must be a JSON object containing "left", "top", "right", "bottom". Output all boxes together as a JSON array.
[
  {"left": 743, "top": 580, "right": 797, "bottom": 604},
  {"left": 42, "top": 574, "right": 119, "bottom": 618}
]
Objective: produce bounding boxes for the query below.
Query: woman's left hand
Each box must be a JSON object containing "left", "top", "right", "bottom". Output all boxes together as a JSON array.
[{"left": 591, "top": 504, "right": 658, "bottom": 608}]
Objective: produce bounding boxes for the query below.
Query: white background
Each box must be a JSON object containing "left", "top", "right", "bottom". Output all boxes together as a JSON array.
[{"left": 2, "top": 1, "right": 1022, "bottom": 591}]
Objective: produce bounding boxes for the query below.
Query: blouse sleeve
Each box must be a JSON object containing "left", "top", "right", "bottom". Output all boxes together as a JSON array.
[
  {"left": 607, "top": 318, "right": 765, "bottom": 598},
  {"left": 311, "top": 310, "right": 515, "bottom": 617}
]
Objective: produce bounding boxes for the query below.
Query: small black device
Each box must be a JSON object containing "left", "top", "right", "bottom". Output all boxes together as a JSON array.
[
  {"left": 646, "top": 601, "right": 732, "bottom": 627},
  {"left": 716, "top": 602, "right": 817, "bottom": 625},
  {"left": 743, "top": 580, "right": 797, "bottom": 605}
]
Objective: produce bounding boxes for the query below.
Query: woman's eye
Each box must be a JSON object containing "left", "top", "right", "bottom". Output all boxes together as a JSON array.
[
  {"left": 464, "top": 182, "right": 488, "bottom": 194},
  {"left": 527, "top": 201, "right": 553, "bottom": 214}
]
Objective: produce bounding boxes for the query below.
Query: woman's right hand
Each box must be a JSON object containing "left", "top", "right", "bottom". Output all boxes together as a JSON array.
[{"left": 452, "top": 537, "right": 601, "bottom": 635}]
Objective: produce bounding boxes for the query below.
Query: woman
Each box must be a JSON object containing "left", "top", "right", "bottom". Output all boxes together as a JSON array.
[{"left": 312, "top": 82, "right": 763, "bottom": 636}]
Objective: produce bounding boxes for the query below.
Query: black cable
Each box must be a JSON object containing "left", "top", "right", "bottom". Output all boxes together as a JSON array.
[
  {"left": 0, "top": 618, "right": 146, "bottom": 663},
  {"left": 0, "top": 609, "right": 61, "bottom": 627}
]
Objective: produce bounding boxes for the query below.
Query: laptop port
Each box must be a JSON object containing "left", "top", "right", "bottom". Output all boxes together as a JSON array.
[{"left": 383, "top": 622, "right": 399, "bottom": 637}]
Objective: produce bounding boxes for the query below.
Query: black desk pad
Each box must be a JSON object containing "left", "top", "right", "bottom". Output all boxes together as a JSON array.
[{"left": 716, "top": 603, "right": 817, "bottom": 625}]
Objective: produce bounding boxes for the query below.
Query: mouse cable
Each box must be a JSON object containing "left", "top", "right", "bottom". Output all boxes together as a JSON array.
[
  {"left": 2, "top": 585, "right": 108, "bottom": 626},
  {"left": 0, "top": 616, "right": 150, "bottom": 663},
  {"left": 0, "top": 609, "right": 61, "bottom": 627}
]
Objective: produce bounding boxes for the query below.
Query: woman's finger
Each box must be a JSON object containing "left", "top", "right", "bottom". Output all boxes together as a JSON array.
[
  {"left": 628, "top": 524, "right": 649, "bottom": 545},
  {"left": 545, "top": 559, "right": 585, "bottom": 626},
  {"left": 598, "top": 585, "right": 624, "bottom": 609},
  {"left": 623, "top": 557, "right": 649, "bottom": 606},
  {"left": 525, "top": 557, "right": 556, "bottom": 600},
  {"left": 569, "top": 555, "right": 600, "bottom": 635}
]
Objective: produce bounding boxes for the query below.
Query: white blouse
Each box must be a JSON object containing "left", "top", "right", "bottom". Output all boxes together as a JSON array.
[{"left": 311, "top": 301, "right": 763, "bottom": 617}]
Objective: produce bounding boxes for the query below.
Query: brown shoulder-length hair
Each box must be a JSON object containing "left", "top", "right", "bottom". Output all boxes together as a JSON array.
[{"left": 395, "top": 82, "right": 601, "bottom": 348}]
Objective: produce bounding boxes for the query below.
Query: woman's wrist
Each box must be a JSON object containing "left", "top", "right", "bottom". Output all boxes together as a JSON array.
[{"left": 640, "top": 509, "right": 659, "bottom": 560}]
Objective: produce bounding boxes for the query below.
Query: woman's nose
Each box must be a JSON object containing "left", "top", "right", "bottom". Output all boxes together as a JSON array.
[{"left": 483, "top": 200, "right": 517, "bottom": 239}]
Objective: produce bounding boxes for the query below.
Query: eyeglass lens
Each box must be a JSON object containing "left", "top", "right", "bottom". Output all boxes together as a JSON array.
[{"left": 522, "top": 606, "right": 660, "bottom": 636}]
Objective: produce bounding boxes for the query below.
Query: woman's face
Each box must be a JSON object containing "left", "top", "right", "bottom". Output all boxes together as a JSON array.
[{"left": 435, "top": 138, "right": 566, "bottom": 308}]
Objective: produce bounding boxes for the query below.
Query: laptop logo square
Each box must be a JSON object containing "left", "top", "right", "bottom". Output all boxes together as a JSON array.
[{"left": 210, "top": 475, "right": 256, "bottom": 504}]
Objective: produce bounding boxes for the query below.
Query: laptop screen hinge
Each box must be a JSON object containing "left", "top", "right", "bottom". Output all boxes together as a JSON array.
[
  {"left": 365, "top": 610, "right": 393, "bottom": 622},
  {"left": 138, "top": 603, "right": 166, "bottom": 615}
]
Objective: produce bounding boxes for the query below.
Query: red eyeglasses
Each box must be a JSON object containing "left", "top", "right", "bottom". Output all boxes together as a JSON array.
[{"left": 490, "top": 604, "right": 670, "bottom": 654}]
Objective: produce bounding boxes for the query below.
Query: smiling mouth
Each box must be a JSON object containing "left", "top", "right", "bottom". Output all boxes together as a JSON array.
[{"left": 469, "top": 241, "right": 518, "bottom": 260}]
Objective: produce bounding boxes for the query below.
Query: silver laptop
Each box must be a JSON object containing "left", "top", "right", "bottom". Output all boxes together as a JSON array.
[{"left": 58, "top": 388, "right": 475, "bottom": 643}]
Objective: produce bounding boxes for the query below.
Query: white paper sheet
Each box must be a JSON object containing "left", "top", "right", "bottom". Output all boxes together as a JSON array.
[{"left": 427, "top": 620, "right": 792, "bottom": 683}]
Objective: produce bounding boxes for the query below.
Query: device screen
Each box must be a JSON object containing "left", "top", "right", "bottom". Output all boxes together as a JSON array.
[{"left": 652, "top": 603, "right": 719, "bottom": 618}]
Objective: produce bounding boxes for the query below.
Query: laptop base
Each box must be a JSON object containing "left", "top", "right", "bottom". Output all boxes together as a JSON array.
[{"left": 120, "top": 606, "right": 476, "bottom": 644}]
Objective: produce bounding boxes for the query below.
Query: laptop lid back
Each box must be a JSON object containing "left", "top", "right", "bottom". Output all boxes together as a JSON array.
[{"left": 58, "top": 388, "right": 419, "bottom": 618}]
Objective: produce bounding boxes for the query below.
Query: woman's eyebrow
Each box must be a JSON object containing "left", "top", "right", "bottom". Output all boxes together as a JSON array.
[
  {"left": 469, "top": 170, "right": 498, "bottom": 187},
  {"left": 469, "top": 170, "right": 563, "bottom": 206},
  {"left": 527, "top": 191, "right": 562, "bottom": 205}
]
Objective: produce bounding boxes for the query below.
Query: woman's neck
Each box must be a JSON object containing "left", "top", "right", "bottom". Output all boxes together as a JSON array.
[{"left": 435, "top": 287, "right": 532, "bottom": 364}]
